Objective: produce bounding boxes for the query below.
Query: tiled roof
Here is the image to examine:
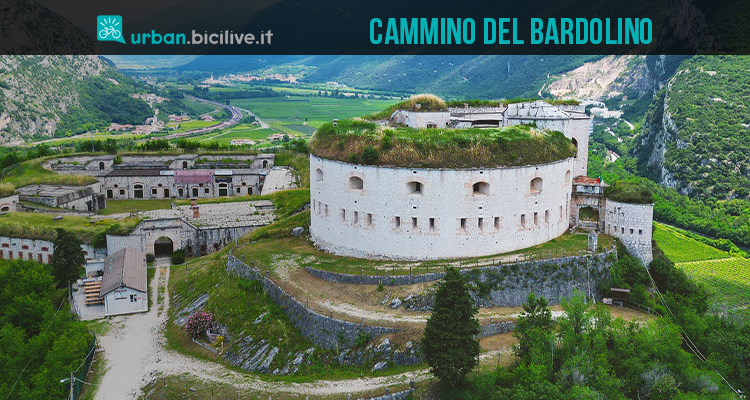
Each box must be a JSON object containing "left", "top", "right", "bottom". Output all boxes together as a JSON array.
[{"left": 100, "top": 248, "right": 147, "bottom": 295}]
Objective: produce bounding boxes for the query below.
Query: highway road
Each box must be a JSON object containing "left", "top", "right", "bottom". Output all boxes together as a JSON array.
[{"left": 154, "top": 95, "right": 244, "bottom": 141}]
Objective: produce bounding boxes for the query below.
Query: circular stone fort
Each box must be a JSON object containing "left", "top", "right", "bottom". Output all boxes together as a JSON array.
[{"left": 309, "top": 96, "right": 654, "bottom": 262}]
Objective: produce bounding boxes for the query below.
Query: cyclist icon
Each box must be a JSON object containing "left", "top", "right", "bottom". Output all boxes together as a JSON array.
[{"left": 98, "top": 26, "right": 122, "bottom": 40}]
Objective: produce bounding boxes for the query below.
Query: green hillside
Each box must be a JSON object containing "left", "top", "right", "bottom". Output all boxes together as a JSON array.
[{"left": 635, "top": 55, "right": 750, "bottom": 202}]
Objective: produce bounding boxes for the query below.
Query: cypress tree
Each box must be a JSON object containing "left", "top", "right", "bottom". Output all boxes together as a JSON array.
[
  {"left": 51, "top": 228, "right": 85, "bottom": 288},
  {"left": 421, "top": 267, "right": 480, "bottom": 387}
]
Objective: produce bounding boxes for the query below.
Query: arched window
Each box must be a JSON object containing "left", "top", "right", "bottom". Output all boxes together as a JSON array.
[
  {"left": 0, "top": 206, "right": 8, "bottom": 212},
  {"left": 571, "top": 138, "right": 578, "bottom": 159},
  {"left": 182, "top": 161, "right": 188, "bottom": 169},
  {"left": 99, "top": 162, "right": 105, "bottom": 170},
  {"left": 262, "top": 160, "right": 269, "bottom": 168},
  {"left": 472, "top": 181, "right": 490, "bottom": 197},
  {"left": 565, "top": 170, "right": 571, "bottom": 184},
  {"left": 530, "top": 177, "right": 543, "bottom": 193},
  {"left": 407, "top": 181, "right": 423, "bottom": 195},
  {"left": 315, "top": 168, "right": 324, "bottom": 182},
  {"left": 349, "top": 176, "right": 364, "bottom": 190},
  {"left": 218, "top": 183, "right": 228, "bottom": 196}
]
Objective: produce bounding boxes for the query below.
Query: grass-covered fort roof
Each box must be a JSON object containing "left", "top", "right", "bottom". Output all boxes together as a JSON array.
[{"left": 309, "top": 118, "right": 576, "bottom": 169}]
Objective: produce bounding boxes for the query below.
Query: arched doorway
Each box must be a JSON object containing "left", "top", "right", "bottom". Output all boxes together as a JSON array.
[
  {"left": 133, "top": 184, "right": 144, "bottom": 199},
  {"left": 577, "top": 206, "right": 599, "bottom": 230},
  {"left": 154, "top": 236, "right": 174, "bottom": 258}
]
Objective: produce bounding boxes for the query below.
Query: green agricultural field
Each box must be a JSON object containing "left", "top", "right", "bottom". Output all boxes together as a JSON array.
[
  {"left": 653, "top": 223, "right": 731, "bottom": 263},
  {"left": 231, "top": 96, "right": 397, "bottom": 131},
  {"left": 205, "top": 128, "right": 280, "bottom": 145},
  {"left": 654, "top": 222, "right": 750, "bottom": 319},
  {"left": 169, "top": 120, "right": 220, "bottom": 133},
  {"left": 678, "top": 258, "right": 750, "bottom": 319}
]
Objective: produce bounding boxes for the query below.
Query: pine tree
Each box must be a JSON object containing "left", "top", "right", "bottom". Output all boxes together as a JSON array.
[
  {"left": 50, "top": 228, "right": 85, "bottom": 288},
  {"left": 421, "top": 267, "right": 480, "bottom": 387}
]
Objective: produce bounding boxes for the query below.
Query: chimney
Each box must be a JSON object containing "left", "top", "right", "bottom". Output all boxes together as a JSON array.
[
  {"left": 193, "top": 205, "right": 199, "bottom": 219},
  {"left": 190, "top": 198, "right": 197, "bottom": 207}
]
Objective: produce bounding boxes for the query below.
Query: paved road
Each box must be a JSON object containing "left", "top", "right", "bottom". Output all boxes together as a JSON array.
[{"left": 151, "top": 96, "right": 244, "bottom": 141}]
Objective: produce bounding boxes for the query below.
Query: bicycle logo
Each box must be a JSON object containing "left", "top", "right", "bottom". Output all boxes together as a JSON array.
[{"left": 96, "top": 16, "right": 126, "bottom": 44}]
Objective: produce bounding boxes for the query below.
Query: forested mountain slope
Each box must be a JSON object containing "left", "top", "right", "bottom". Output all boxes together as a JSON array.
[{"left": 634, "top": 56, "right": 750, "bottom": 202}]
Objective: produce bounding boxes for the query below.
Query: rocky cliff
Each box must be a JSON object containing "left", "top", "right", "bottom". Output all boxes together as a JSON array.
[{"left": 0, "top": 56, "right": 109, "bottom": 145}]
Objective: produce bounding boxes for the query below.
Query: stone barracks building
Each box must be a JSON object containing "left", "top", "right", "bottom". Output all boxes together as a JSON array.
[{"left": 46, "top": 154, "right": 275, "bottom": 200}]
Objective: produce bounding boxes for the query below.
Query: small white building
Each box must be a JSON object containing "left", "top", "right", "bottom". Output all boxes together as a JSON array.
[{"left": 100, "top": 248, "right": 148, "bottom": 316}]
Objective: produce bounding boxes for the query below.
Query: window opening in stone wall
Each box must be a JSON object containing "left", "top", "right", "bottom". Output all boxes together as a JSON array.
[
  {"left": 478, "top": 217, "right": 483, "bottom": 231},
  {"left": 472, "top": 181, "right": 490, "bottom": 196},
  {"left": 367, "top": 213, "right": 373, "bottom": 226},
  {"left": 639, "top": 229, "right": 643, "bottom": 235},
  {"left": 530, "top": 177, "right": 543, "bottom": 193},
  {"left": 316, "top": 168, "right": 324, "bottom": 182},
  {"left": 621, "top": 227, "right": 624, "bottom": 234},
  {"left": 630, "top": 228, "right": 634, "bottom": 235},
  {"left": 534, "top": 212, "right": 539, "bottom": 226},
  {"left": 545, "top": 210, "right": 550, "bottom": 224},
  {"left": 341, "top": 209, "right": 346, "bottom": 223},
  {"left": 353, "top": 211, "right": 359, "bottom": 225},
  {"left": 325, "top": 204, "right": 329, "bottom": 217},
  {"left": 412, "top": 217, "right": 418, "bottom": 229},
  {"left": 429, "top": 218, "right": 435, "bottom": 231},
  {"left": 565, "top": 170, "right": 571, "bottom": 184},
  {"left": 494, "top": 217, "right": 500, "bottom": 230},
  {"left": 395, "top": 216, "right": 401, "bottom": 228},
  {"left": 349, "top": 176, "right": 364, "bottom": 190},
  {"left": 99, "top": 162, "right": 105, "bottom": 170},
  {"left": 460, "top": 218, "right": 467, "bottom": 231},
  {"left": 572, "top": 138, "right": 578, "bottom": 158},
  {"left": 152, "top": 188, "right": 158, "bottom": 195},
  {"left": 521, "top": 214, "right": 526, "bottom": 227},
  {"left": 205, "top": 188, "right": 210, "bottom": 194},
  {"left": 408, "top": 181, "right": 423, "bottom": 195},
  {"left": 183, "top": 161, "right": 188, "bottom": 169},
  {"left": 192, "top": 188, "right": 199, "bottom": 197}
]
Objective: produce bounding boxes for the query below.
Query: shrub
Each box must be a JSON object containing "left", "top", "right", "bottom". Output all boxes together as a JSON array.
[
  {"left": 185, "top": 311, "right": 214, "bottom": 338},
  {"left": 171, "top": 249, "right": 185, "bottom": 265},
  {"left": 146, "top": 253, "right": 155, "bottom": 263},
  {"left": 361, "top": 146, "right": 379, "bottom": 165},
  {"left": 377, "top": 283, "right": 384, "bottom": 292},
  {"left": 354, "top": 331, "right": 371, "bottom": 348}
]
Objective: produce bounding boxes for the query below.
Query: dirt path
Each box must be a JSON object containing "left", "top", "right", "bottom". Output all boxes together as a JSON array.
[{"left": 94, "top": 265, "right": 169, "bottom": 400}]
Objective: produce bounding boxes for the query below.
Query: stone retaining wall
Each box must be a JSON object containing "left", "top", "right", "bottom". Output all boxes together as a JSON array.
[
  {"left": 305, "top": 248, "right": 616, "bottom": 307},
  {"left": 305, "top": 267, "right": 445, "bottom": 286},
  {"left": 478, "top": 321, "right": 517, "bottom": 338},
  {"left": 226, "top": 254, "right": 399, "bottom": 349}
]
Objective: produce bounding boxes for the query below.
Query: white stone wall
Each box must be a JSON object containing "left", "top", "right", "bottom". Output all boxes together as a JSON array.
[
  {"left": 310, "top": 155, "right": 574, "bottom": 260},
  {"left": 390, "top": 110, "right": 451, "bottom": 129},
  {"left": 505, "top": 116, "right": 591, "bottom": 179},
  {"left": 605, "top": 200, "right": 654, "bottom": 264},
  {"left": 0, "top": 236, "right": 105, "bottom": 263},
  {"left": 0, "top": 195, "right": 19, "bottom": 212}
]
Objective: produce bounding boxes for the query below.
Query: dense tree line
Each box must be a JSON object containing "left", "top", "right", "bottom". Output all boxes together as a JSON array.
[
  {"left": 0, "top": 260, "right": 93, "bottom": 399},
  {"left": 442, "top": 245, "right": 750, "bottom": 399}
]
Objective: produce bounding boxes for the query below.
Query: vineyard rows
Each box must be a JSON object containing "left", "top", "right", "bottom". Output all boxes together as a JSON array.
[{"left": 653, "top": 223, "right": 731, "bottom": 263}]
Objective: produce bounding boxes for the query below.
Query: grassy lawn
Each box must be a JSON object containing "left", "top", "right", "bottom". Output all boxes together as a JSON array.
[
  {"left": 1, "top": 158, "right": 99, "bottom": 189},
  {"left": 99, "top": 199, "right": 175, "bottom": 215},
  {"left": 0, "top": 212, "right": 139, "bottom": 244},
  {"left": 167, "top": 248, "right": 424, "bottom": 383},
  {"left": 139, "top": 373, "right": 419, "bottom": 400},
  {"left": 231, "top": 96, "right": 397, "bottom": 131},
  {"left": 235, "top": 223, "right": 612, "bottom": 277}
]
